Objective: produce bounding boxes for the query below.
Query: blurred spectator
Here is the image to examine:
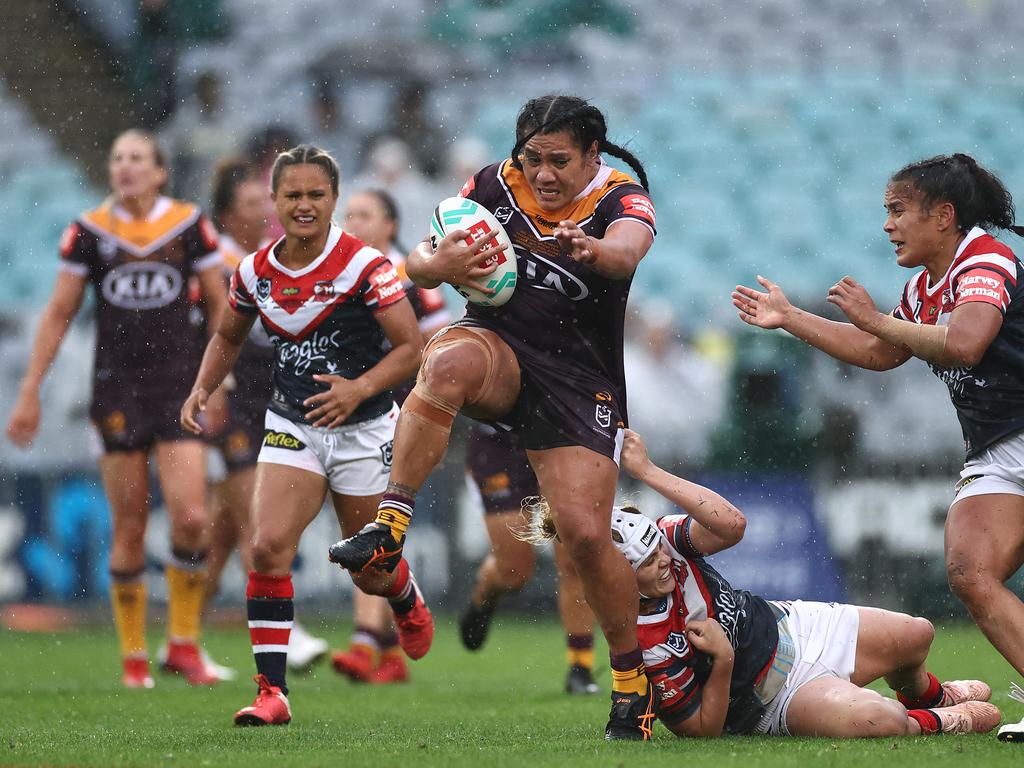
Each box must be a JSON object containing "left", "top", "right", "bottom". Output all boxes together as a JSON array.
[
  {"left": 162, "top": 71, "right": 240, "bottom": 202},
  {"left": 349, "top": 136, "right": 440, "bottom": 248},
  {"left": 623, "top": 299, "right": 728, "bottom": 514},
  {"left": 132, "top": 0, "right": 177, "bottom": 128},
  {"left": 307, "top": 71, "right": 364, "bottom": 189},
  {"left": 246, "top": 124, "right": 298, "bottom": 240},
  {"left": 390, "top": 80, "right": 449, "bottom": 179},
  {"left": 440, "top": 135, "right": 492, "bottom": 192}
]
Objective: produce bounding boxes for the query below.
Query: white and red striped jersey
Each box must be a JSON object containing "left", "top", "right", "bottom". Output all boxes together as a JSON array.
[
  {"left": 892, "top": 226, "right": 1024, "bottom": 457},
  {"left": 229, "top": 224, "right": 406, "bottom": 425},
  {"left": 639, "top": 515, "right": 779, "bottom": 734}
]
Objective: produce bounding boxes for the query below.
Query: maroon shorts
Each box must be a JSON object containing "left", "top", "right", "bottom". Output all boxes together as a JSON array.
[
  {"left": 90, "top": 385, "right": 194, "bottom": 453},
  {"left": 206, "top": 390, "right": 266, "bottom": 473},
  {"left": 465, "top": 425, "right": 539, "bottom": 514},
  {"left": 454, "top": 320, "right": 626, "bottom": 462}
]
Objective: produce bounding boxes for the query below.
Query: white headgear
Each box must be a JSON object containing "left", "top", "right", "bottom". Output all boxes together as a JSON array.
[{"left": 610, "top": 507, "right": 663, "bottom": 570}]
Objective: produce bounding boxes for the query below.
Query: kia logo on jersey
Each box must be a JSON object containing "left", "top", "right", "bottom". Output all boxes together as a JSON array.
[
  {"left": 101, "top": 262, "right": 182, "bottom": 309},
  {"left": 515, "top": 244, "right": 590, "bottom": 301}
]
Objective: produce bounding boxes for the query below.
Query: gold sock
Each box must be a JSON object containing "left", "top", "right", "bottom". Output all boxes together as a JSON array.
[
  {"left": 375, "top": 506, "right": 412, "bottom": 540},
  {"left": 611, "top": 663, "right": 648, "bottom": 696},
  {"left": 111, "top": 581, "right": 147, "bottom": 658},
  {"left": 166, "top": 564, "right": 206, "bottom": 642},
  {"left": 568, "top": 647, "right": 595, "bottom": 670}
]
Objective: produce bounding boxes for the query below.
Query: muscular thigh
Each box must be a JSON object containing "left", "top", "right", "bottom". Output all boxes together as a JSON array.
[
  {"left": 250, "top": 462, "right": 328, "bottom": 546},
  {"left": 419, "top": 326, "right": 521, "bottom": 421},
  {"left": 154, "top": 439, "right": 208, "bottom": 516},
  {"left": 529, "top": 446, "right": 617, "bottom": 537},
  {"left": 946, "top": 493, "right": 1024, "bottom": 581}
]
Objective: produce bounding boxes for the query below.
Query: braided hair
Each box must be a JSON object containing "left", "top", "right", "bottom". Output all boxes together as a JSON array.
[
  {"left": 270, "top": 144, "right": 341, "bottom": 197},
  {"left": 510, "top": 95, "right": 650, "bottom": 193},
  {"left": 891, "top": 153, "right": 1024, "bottom": 237}
]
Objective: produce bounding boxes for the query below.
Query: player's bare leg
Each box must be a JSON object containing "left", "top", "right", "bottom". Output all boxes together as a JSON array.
[
  {"left": 333, "top": 590, "right": 397, "bottom": 682},
  {"left": 154, "top": 440, "right": 220, "bottom": 685},
  {"left": 100, "top": 450, "right": 152, "bottom": 688},
  {"left": 329, "top": 328, "right": 520, "bottom": 573},
  {"left": 788, "top": 677, "right": 923, "bottom": 736},
  {"left": 332, "top": 491, "right": 434, "bottom": 661},
  {"left": 946, "top": 494, "right": 1024, "bottom": 676},
  {"left": 460, "top": 511, "right": 535, "bottom": 650},
  {"left": 554, "top": 542, "right": 600, "bottom": 694},
  {"left": 235, "top": 463, "right": 327, "bottom": 725},
  {"left": 530, "top": 446, "right": 652, "bottom": 739},
  {"left": 206, "top": 466, "right": 255, "bottom": 595}
]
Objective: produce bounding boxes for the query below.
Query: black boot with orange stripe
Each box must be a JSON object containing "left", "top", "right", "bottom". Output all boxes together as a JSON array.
[
  {"left": 329, "top": 494, "right": 412, "bottom": 573},
  {"left": 605, "top": 649, "right": 655, "bottom": 741}
]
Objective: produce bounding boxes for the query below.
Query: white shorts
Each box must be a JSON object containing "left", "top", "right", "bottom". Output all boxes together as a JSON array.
[
  {"left": 258, "top": 404, "right": 398, "bottom": 495},
  {"left": 954, "top": 431, "right": 1024, "bottom": 504},
  {"left": 753, "top": 600, "right": 860, "bottom": 736}
]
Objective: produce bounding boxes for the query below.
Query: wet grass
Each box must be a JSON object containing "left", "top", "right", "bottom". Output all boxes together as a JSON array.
[{"left": 0, "top": 617, "right": 1021, "bottom": 767}]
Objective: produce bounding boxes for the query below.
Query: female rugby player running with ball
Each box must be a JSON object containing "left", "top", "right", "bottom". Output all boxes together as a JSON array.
[
  {"left": 734, "top": 154, "right": 1024, "bottom": 740},
  {"left": 181, "top": 145, "right": 429, "bottom": 726},
  {"left": 330, "top": 95, "right": 659, "bottom": 740},
  {"left": 527, "top": 429, "right": 1001, "bottom": 739}
]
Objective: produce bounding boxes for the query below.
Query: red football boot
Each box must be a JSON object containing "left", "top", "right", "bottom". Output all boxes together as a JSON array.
[
  {"left": 370, "top": 650, "right": 409, "bottom": 684},
  {"left": 331, "top": 644, "right": 375, "bottom": 682},
  {"left": 122, "top": 656, "right": 154, "bottom": 689},
  {"left": 393, "top": 578, "right": 434, "bottom": 660},
  {"left": 162, "top": 640, "right": 220, "bottom": 686},
  {"left": 234, "top": 674, "right": 291, "bottom": 726}
]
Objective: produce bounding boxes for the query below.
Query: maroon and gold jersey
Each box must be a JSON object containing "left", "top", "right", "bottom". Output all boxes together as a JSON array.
[
  {"left": 459, "top": 160, "right": 656, "bottom": 412},
  {"left": 892, "top": 227, "right": 1024, "bottom": 457},
  {"left": 59, "top": 196, "right": 221, "bottom": 395}
]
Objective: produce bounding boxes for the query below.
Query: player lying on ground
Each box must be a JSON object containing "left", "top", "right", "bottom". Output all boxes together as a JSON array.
[{"left": 525, "top": 429, "right": 1002, "bottom": 738}]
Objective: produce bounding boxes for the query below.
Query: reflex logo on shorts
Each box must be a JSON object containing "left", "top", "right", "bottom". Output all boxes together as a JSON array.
[
  {"left": 263, "top": 430, "right": 304, "bottom": 451},
  {"left": 101, "top": 262, "right": 183, "bottom": 309}
]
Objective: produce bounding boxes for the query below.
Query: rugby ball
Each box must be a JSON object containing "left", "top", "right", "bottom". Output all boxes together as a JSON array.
[{"left": 430, "top": 196, "right": 516, "bottom": 308}]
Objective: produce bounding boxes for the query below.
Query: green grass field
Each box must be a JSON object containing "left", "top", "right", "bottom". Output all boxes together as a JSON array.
[{"left": 1, "top": 616, "right": 1022, "bottom": 767}]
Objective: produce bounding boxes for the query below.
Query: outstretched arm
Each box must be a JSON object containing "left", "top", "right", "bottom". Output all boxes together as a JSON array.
[
  {"left": 620, "top": 430, "right": 745, "bottom": 555},
  {"left": 827, "top": 276, "right": 1003, "bottom": 368},
  {"left": 733, "top": 276, "right": 911, "bottom": 371},
  {"left": 5, "top": 271, "right": 86, "bottom": 447}
]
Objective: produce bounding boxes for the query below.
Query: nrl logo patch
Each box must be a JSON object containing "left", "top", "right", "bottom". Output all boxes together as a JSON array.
[
  {"left": 256, "top": 278, "right": 272, "bottom": 301},
  {"left": 380, "top": 440, "right": 394, "bottom": 468}
]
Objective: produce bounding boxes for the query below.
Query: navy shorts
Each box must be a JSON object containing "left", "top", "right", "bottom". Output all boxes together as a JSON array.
[{"left": 465, "top": 425, "right": 539, "bottom": 514}]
